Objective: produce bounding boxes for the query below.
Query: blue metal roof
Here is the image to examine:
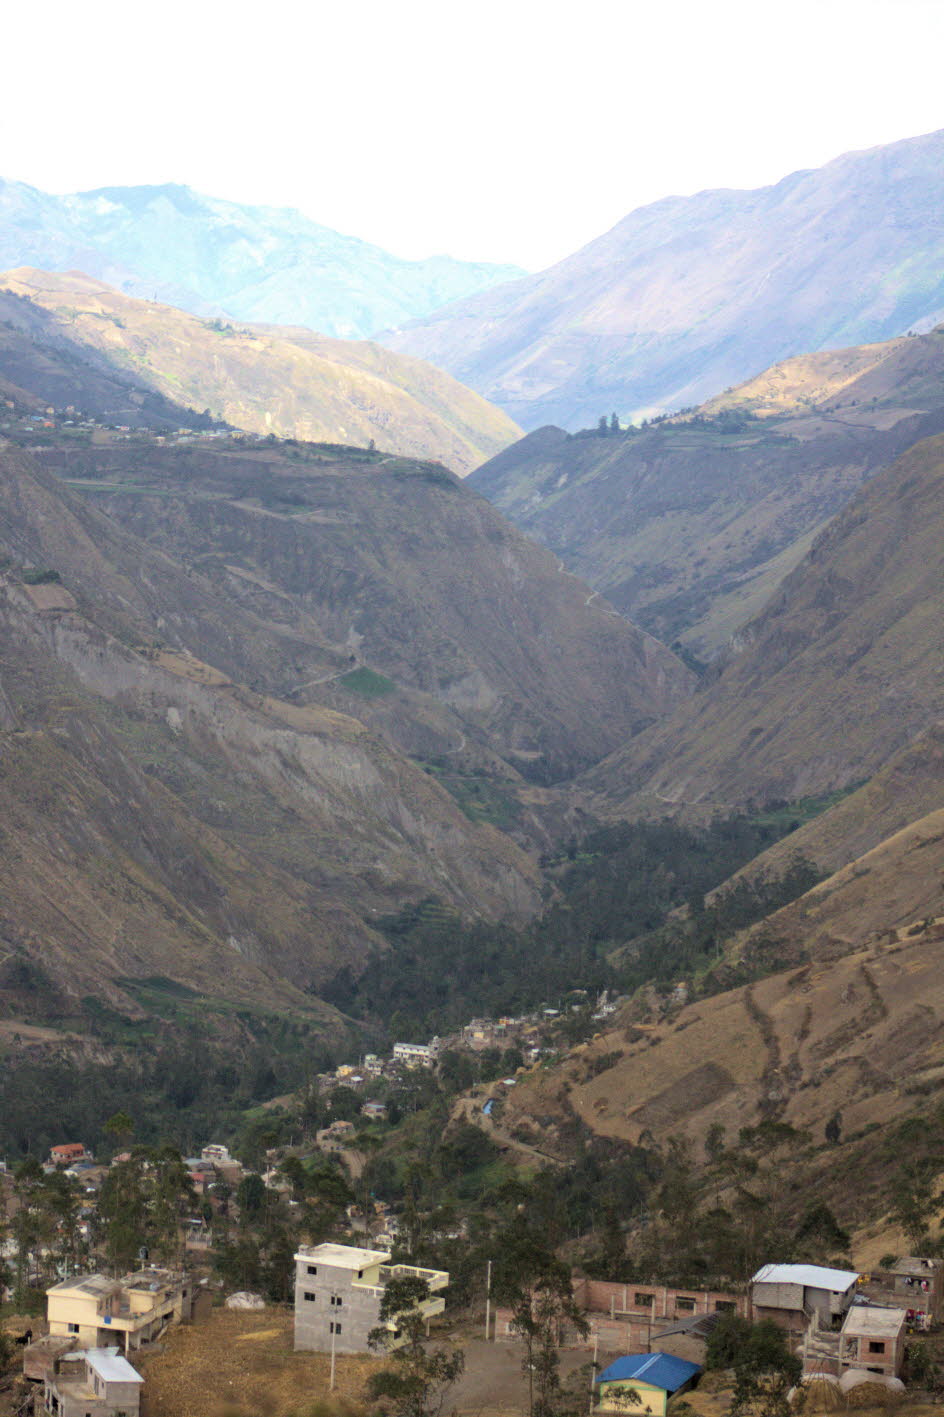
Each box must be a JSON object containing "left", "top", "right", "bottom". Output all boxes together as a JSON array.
[{"left": 596, "top": 1353, "right": 702, "bottom": 1392}]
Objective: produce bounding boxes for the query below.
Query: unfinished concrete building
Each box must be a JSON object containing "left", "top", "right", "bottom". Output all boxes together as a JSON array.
[{"left": 293, "top": 1243, "right": 448, "bottom": 1354}]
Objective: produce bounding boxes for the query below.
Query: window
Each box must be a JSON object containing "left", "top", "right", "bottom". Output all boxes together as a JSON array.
[
  {"left": 329, "top": 1322, "right": 342, "bottom": 1334},
  {"left": 634, "top": 1293, "right": 654, "bottom": 1307},
  {"left": 869, "top": 1342, "right": 886, "bottom": 1354},
  {"left": 68, "top": 1324, "right": 80, "bottom": 1334},
  {"left": 303, "top": 1292, "right": 316, "bottom": 1303},
  {"left": 676, "top": 1298, "right": 696, "bottom": 1312},
  {"left": 715, "top": 1301, "right": 735, "bottom": 1313},
  {"left": 330, "top": 1295, "right": 343, "bottom": 1307},
  {"left": 307, "top": 1265, "right": 318, "bottom": 1275}
]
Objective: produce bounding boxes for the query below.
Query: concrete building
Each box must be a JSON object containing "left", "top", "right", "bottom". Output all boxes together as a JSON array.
[
  {"left": 839, "top": 1306, "right": 907, "bottom": 1378},
  {"left": 43, "top": 1348, "right": 143, "bottom": 1417},
  {"left": 392, "top": 1043, "right": 434, "bottom": 1069},
  {"left": 859, "top": 1256, "right": 942, "bottom": 1323},
  {"left": 46, "top": 1269, "right": 192, "bottom": 1354},
  {"left": 293, "top": 1242, "right": 448, "bottom": 1354},
  {"left": 751, "top": 1263, "right": 859, "bottom": 1335}
]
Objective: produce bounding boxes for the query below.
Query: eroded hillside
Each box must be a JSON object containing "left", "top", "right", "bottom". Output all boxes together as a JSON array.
[
  {"left": 30, "top": 436, "right": 693, "bottom": 784},
  {"left": 0, "top": 447, "right": 547, "bottom": 1029}
]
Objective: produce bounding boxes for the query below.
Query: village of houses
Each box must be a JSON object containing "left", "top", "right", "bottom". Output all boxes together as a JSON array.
[{"left": 2, "top": 1009, "right": 942, "bottom": 1417}]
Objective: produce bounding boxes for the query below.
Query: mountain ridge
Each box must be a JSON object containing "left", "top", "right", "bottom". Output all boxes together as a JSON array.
[
  {"left": 0, "top": 268, "right": 522, "bottom": 473},
  {"left": 0, "top": 178, "right": 525, "bottom": 339},
  {"left": 386, "top": 128, "right": 944, "bottom": 428}
]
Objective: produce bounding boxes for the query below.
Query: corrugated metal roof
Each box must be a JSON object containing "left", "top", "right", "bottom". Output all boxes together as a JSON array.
[
  {"left": 597, "top": 1352, "right": 701, "bottom": 1391},
  {"left": 752, "top": 1263, "right": 859, "bottom": 1291},
  {"left": 85, "top": 1350, "right": 144, "bottom": 1383}
]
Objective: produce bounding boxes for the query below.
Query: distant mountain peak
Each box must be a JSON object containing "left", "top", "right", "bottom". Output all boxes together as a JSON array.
[{"left": 0, "top": 176, "right": 525, "bottom": 340}]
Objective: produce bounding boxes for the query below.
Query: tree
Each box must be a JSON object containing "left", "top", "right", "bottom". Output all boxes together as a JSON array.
[
  {"left": 367, "top": 1276, "right": 464, "bottom": 1417},
  {"left": 103, "top": 1110, "right": 134, "bottom": 1154},
  {"left": 237, "top": 1173, "right": 267, "bottom": 1222},
  {"left": 609, "top": 413, "right": 620, "bottom": 433},
  {"left": 597, "top": 416, "right": 609, "bottom": 436},
  {"left": 98, "top": 1147, "right": 195, "bottom": 1268},
  {"left": 727, "top": 1321, "right": 802, "bottom": 1417},
  {"left": 889, "top": 1160, "right": 942, "bottom": 1251},
  {"left": 504, "top": 1258, "right": 583, "bottom": 1411}
]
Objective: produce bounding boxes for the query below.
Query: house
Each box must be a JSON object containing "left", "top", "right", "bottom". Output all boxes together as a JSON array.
[
  {"left": 595, "top": 1353, "right": 701, "bottom": 1416},
  {"left": 293, "top": 1242, "right": 448, "bottom": 1354},
  {"left": 751, "top": 1263, "right": 860, "bottom": 1334},
  {"left": 43, "top": 1347, "right": 143, "bottom": 1417},
  {"left": 50, "top": 1145, "right": 89, "bottom": 1168},
  {"left": 838, "top": 1306, "right": 907, "bottom": 1378},
  {"left": 362, "top": 1102, "right": 387, "bottom": 1121},
  {"left": 46, "top": 1268, "right": 192, "bottom": 1353},
  {"left": 199, "top": 1144, "right": 232, "bottom": 1165},
  {"left": 392, "top": 1043, "right": 433, "bottom": 1069},
  {"left": 859, "top": 1256, "right": 942, "bottom": 1323}
]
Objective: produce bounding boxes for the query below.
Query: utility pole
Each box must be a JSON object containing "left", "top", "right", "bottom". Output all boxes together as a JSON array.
[
  {"left": 330, "top": 1321, "right": 337, "bottom": 1390},
  {"left": 588, "top": 1332, "right": 599, "bottom": 1414},
  {"left": 485, "top": 1258, "right": 492, "bottom": 1341}
]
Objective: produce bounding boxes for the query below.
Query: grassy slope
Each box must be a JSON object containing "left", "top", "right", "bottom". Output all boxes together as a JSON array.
[{"left": 0, "top": 268, "right": 521, "bottom": 473}]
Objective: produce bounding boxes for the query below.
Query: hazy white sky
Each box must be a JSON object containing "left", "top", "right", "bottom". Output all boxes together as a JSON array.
[{"left": 6, "top": 0, "right": 944, "bottom": 270}]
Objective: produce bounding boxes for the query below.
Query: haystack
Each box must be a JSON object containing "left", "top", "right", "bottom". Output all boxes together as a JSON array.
[
  {"left": 794, "top": 1373, "right": 844, "bottom": 1411},
  {"left": 838, "top": 1371, "right": 904, "bottom": 1407}
]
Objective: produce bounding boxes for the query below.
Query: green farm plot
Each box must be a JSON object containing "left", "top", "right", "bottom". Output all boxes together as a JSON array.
[{"left": 338, "top": 667, "right": 396, "bottom": 698}]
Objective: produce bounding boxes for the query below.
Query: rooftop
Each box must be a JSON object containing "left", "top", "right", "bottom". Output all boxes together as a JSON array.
[
  {"left": 49, "top": 1274, "right": 121, "bottom": 1297},
  {"left": 843, "top": 1306, "right": 907, "bottom": 1338},
  {"left": 752, "top": 1263, "right": 860, "bottom": 1292},
  {"left": 887, "top": 1256, "right": 941, "bottom": 1276},
  {"left": 597, "top": 1353, "right": 702, "bottom": 1392},
  {"left": 86, "top": 1348, "right": 144, "bottom": 1384},
  {"left": 295, "top": 1243, "right": 390, "bottom": 1270}
]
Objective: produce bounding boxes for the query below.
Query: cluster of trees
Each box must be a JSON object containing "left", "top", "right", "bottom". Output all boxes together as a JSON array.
[
  {"left": 0, "top": 1011, "right": 341, "bottom": 1160},
  {"left": 325, "top": 812, "right": 807, "bottom": 1039}
]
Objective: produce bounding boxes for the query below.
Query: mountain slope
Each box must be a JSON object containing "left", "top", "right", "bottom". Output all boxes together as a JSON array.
[
  {"left": 29, "top": 434, "right": 693, "bottom": 784},
  {"left": 578, "top": 431, "right": 944, "bottom": 812},
  {"left": 0, "top": 269, "right": 521, "bottom": 473},
  {"left": 469, "top": 326, "right": 944, "bottom": 655},
  {"left": 386, "top": 128, "right": 944, "bottom": 428},
  {"left": 0, "top": 443, "right": 553, "bottom": 1039},
  {"left": 0, "top": 179, "right": 524, "bottom": 339}
]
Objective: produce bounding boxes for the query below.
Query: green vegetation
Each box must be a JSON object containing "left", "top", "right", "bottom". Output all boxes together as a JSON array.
[
  {"left": 367, "top": 1277, "right": 465, "bottom": 1417},
  {"left": 339, "top": 666, "right": 397, "bottom": 697},
  {"left": 424, "top": 766, "right": 519, "bottom": 826},
  {"left": 21, "top": 567, "right": 61, "bottom": 585},
  {"left": 324, "top": 812, "right": 818, "bottom": 1038}
]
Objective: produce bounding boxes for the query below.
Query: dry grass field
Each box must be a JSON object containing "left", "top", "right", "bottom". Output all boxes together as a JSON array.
[{"left": 137, "top": 1309, "right": 376, "bottom": 1417}]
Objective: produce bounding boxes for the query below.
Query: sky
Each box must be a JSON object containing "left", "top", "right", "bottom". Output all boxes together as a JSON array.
[{"left": 5, "top": 0, "right": 944, "bottom": 270}]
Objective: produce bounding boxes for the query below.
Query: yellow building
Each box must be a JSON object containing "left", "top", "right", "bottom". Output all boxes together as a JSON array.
[
  {"left": 47, "top": 1269, "right": 193, "bottom": 1354},
  {"left": 595, "top": 1353, "right": 701, "bottom": 1417}
]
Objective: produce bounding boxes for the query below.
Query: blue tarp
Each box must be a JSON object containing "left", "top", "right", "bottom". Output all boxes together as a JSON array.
[
  {"left": 483, "top": 1100, "right": 495, "bottom": 1115},
  {"left": 596, "top": 1353, "right": 701, "bottom": 1392}
]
